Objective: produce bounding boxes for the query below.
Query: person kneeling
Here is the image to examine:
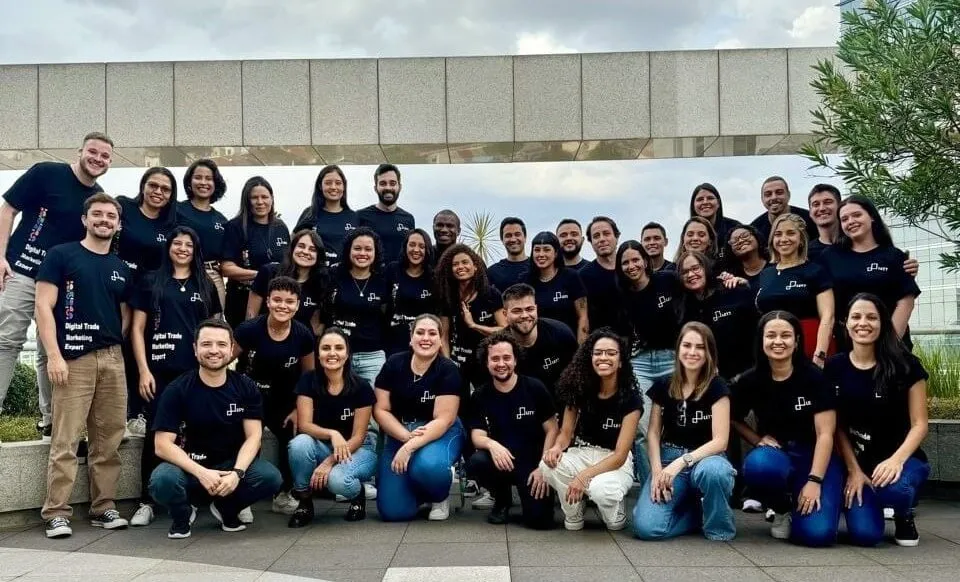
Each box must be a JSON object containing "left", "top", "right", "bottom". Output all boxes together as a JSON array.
[
  {"left": 288, "top": 328, "right": 378, "bottom": 526},
  {"left": 539, "top": 329, "right": 640, "bottom": 531},
  {"left": 632, "top": 323, "right": 736, "bottom": 541},
  {"left": 149, "top": 319, "right": 282, "bottom": 539},
  {"left": 468, "top": 333, "right": 559, "bottom": 528}
]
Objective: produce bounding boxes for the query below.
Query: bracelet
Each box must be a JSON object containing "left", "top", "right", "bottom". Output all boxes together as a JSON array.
[{"left": 807, "top": 474, "right": 823, "bottom": 484}]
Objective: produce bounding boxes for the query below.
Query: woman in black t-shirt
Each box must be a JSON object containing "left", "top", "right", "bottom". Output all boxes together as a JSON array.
[
  {"left": 726, "top": 224, "right": 769, "bottom": 287},
  {"left": 689, "top": 182, "right": 743, "bottom": 266},
  {"left": 373, "top": 314, "right": 463, "bottom": 522},
  {"left": 293, "top": 165, "right": 358, "bottom": 267},
  {"left": 385, "top": 229, "right": 438, "bottom": 355},
  {"left": 175, "top": 159, "right": 229, "bottom": 307},
  {"left": 526, "top": 231, "right": 588, "bottom": 342},
  {"left": 287, "top": 328, "right": 377, "bottom": 527},
  {"left": 633, "top": 322, "right": 735, "bottom": 541},
  {"left": 826, "top": 293, "right": 930, "bottom": 548},
  {"left": 733, "top": 311, "right": 842, "bottom": 547},
  {"left": 672, "top": 217, "right": 721, "bottom": 268},
  {"left": 540, "top": 330, "right": 641, "bottom": 531}
]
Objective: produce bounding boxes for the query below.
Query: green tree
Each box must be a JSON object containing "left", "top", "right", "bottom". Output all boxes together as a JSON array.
[
  {"left": 801, "top": 0, "right": 960, "bottom": 269},
  {"left": 461, "top": 211, "right": 502, "bottom": 264}
]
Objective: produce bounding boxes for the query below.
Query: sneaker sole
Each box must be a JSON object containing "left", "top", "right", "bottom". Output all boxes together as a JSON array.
[
  {"left": 770, "top": 530, "right": 790, "bottom": 540},
  {"left": 45, "top": 527, "right": 72, "bottom": 538},
  {"left": 91, "top": 521, "right": 129, "bottom": 530},
  {"left": 167, "top": 531, "right": 191, "bottom": 539},
  {"left": 564, "top": 520, "right": 585, "bottom": 531},
  {"left": 209, "top": 503, "right": 247, "bottom": 532},
  {"left": 607, "top": 519, "right": 628, "bottom": 531},
  {"left": 895, "top": 538, "right": 919, "bottom": 547}
]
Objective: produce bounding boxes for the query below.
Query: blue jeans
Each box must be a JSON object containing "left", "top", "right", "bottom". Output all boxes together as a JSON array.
[
  {"left": 149, "top": 458, "right": 282, "bottom": 523},
  {"left": 632, "top": 445, "right": 736, "bottom": 541},
  {"left": 631, "top": 349, "right": 674, "bottom": 482},
  {"left": 742, "top": 444, "right": 843, "bottom": 547},
  {"left": 352, "top": 350, "right": 386, "bottom": 386},
  {"left": 288, "top": 432, "right": 378, "bottom": 499},
  {"left": 844, "top": 457, "right": 930, "bottom": 547},
  {"left": 376, "top": 419, "right": 464, "bottom": 522}
]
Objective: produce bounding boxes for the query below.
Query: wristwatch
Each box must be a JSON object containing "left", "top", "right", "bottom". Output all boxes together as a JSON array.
[
  {"left": 682, "top": 453, "right": 694, "bottom": 468},
  {"left": 815, "top": 351, "right": 827, "bottom": 360},
  {"left": 232, "top": 468, "right": 246, "bottom": 480}
]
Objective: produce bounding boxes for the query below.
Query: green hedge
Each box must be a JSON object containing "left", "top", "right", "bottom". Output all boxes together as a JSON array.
[
  {"left": 914, "top": 344, "right": 960, "bottom": 399},
  {"left": 2, "top": 362, "right": 38, "bottom": 416}
]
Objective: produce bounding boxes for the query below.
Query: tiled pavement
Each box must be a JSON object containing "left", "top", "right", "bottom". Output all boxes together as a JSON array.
[{"left": 2, "top": 497, "right": 960, "bottom": 581}]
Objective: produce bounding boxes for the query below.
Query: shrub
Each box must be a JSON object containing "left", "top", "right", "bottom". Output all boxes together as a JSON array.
[
  {"left": 928, "top": 397, "right": 960, "bottom": 421},
  {"left": 3, "top": 362, "right": 39, "bottom": 416},
  {"left": 914, "top": 344, "right": 960, "bottom": 399}
]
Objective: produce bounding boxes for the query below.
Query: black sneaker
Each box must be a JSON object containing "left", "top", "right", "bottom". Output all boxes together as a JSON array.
[
  {"left": 45, "top": 516, "right": 72, "bottom": 538},
  {"left": 487, "top": 504, "right": 510, "bottom": 525},
  {"left": 894, "top": 515, "right": 920, "bottom": 547},
  {"left": 37, "top": 421, "right": 52, "bottom": 441},
  {"left": 168, "top": 519, "right": 191, "bottom": 539},
  {"left": 345, "top": 493, "right": 366, "bottom": 522},
  {"left": 76, "top": 438, "right": 88, "bottom": 459},
  {"left": 209, "top": 502, "right": 246, "bottom": 532},
  {"left": 91, "top": 509, "right": 129, "bottom": 529},
  {"left": 288, "top": 500, "right": 315, "bottom": 528}
]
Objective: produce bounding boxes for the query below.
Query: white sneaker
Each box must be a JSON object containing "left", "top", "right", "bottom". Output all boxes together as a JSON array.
[
  {"left": 428, "top": 498, "right": 450, "bottom": 521},
  {"left": 471, "top": 489, "right": 495, "bottom": 510},
  {"left": 238, "top": 506, "right": 254, "bottom": 524},
  {"left": 770, "top": 512, "right": 792, "bottom": 540},
  {"left": 130, "top": 503, "right": 154, "bottom": 526},
  {"left": 271, "top": 492, "right": 299, "bottom": 516},
  {"left": 883, "top": 507, "right": 895, "bottom": 520},
  {"left": 741, "top": 498, "right": 763, "bottom": 513},
  {"left": 765, "top": 508, "right": 776, "bottom": 522},
  {"left": 605, "top": 499, "right": 628, "bottom": 531},
  {"left": 364, "top": 483, "right": 378, "bottom": 500},
  {"left": 125, "top": 415, "right": 147, "bottom": 439},
  {"left": 190, "top": 505, "right": 198, "bottom": 525},
  {"left": 563, "top": 501, "right": 586, "bottom": 530}
]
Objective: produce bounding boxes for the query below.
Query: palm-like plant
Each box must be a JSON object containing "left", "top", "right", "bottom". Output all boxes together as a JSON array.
[{"left": 461, "top": 211, "right": 501, "bottom": 265}]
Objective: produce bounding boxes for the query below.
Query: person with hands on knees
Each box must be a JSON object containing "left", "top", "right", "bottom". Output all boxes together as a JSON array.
[
  {"left": 374, "top": 314, "right": 463, "bottom": 521},
  {"left": 539, "top": 329, "right": 641, "bottom": 531},
  {"left": 287, "top": 328, "right": 378, "bottom": 526},
  {"left": 149, "top": 319, "right": 282, "bottom": 539},
  {"left": 633, "top": 322, "right": 736, "bottom": 541},
  {"left": 468, "top": 332, "right": 559, "bottom": 528},
  {"left": 826, "top": 293, "right": 930, "bottom": 547},
  {"left": 733, "top": 311, "right": 842, "bottom": 547}
]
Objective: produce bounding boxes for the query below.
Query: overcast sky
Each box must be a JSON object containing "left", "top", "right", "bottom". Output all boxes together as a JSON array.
[{"left": 0, "top": 0, "right": 845, "bottom": 260}]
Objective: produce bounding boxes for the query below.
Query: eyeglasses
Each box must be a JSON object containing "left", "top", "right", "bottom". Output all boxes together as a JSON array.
[
  {"left": 681, "top": 265, "right": 704, "bottom": 276},
  {"left": 592, "top": 349, "right": 620, "bottom": 358},
  {"left": 145, "top": 181, "right": 173, "bottom": 195},
  {"left": 729, "top": 232, "right": 753, "bottom": 245}
]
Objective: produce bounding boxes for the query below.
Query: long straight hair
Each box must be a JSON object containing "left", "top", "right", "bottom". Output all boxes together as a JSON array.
[
  {"left": 399, "top": 228, "right": 436, "bottom": 276},
  {"left": 235, "top": 176, "right": 280, "bottom": 241},
  {"left": 668, "top": 322, "right": 719, "bottom": 401},
  {"left": 673, "top": 216, "right": 719, "bottom": 263},
  {"left": 837, "top": 195, "right": 894, "bottom": 249},
  {"left": 312, "top": 327, "right": 365, "bottom": 398},
  {"left": 846, "top": 293, "right": 912, "bottom": 397},
  {"left": 151, "top": 226, "right": 216, "bottom": 318},
  {"left": 751, "top": 310, "right": 807, "bottom": 380},
  {"left": 310, "top": 165, "right": 350, "bottom": 217}
]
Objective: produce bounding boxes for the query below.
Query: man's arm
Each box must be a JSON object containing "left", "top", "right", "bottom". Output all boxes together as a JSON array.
[
  {"left": 35, "top": 281, "right": 67, "bottom": 387},
  {"left": 0, "top": 202, "right": 20, "bottom": 287}
]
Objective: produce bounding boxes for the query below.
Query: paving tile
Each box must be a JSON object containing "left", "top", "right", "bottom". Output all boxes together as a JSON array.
[
  {"left": 135, "top": 573, "right": 261, "bottom": 582},
  {"left": 637, "top": 567, "right": 775, "bottom": 582},
  {"left": 171, "top": 536, "right": 296, "bottom": 571},
  {"left": 918, "top": 518, "right": 960, "bottom": 544},
  {"left": 761, "top": 566, "right": 905, "bottom": 582},
  {"left": 402, "top": 519, "right": 505, "bottom": 543},
  {"left": 506, "top": 523, "right": 612, "bottom": 542},
  {"left": 616, "top": 537, "right": 753, "bottom": 567},
  {"left": 390, "top": 541, "right": 508, "bottom": 567},
  {"left": 294, "top": 520, "right": 407, "bottom": 545},
  {"left": 887, "top": 565, "right": 960, "bottom": 581},
  {"left": 0, "top": 548, "right": 66, "bottom": 577},
  {"left": 730, "top": 541, "right": 879, "bottom": 567},
  {"left": 263, "top": 570, "right": 384, "bottom": 582},
  {"left": 28, "top": 550, "right": 160, "bottom": 576},
  {"left": 77, "top": 528, "right": 198, "bottom": 560},
  {"left": 853, "top": 534, "right": 960, "bottom": 565},
  {"left": 508, "top": 540, "right": 630, "bottom": 567},
  {"left": 17, "top": 575, "right": 138, "bottom": 582},
  {"left": 511, "top": 566, "right": 643, "bottom": 582},
  {"left": 0, "top": 522, "right": 114, "bottom": 552},
  {"left": 384, "top": 566, "right": 510, "bottom": 582},
  {"left": 146, "top": 560, "right": 264, "bottom": 575},
  {"left": 268, "top": 542, "right": 398, "bottom": 572}
]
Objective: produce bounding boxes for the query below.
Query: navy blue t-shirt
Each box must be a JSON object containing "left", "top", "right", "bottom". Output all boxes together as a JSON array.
[
  {"left": 681, "top": 285, "right": 758, "bottom": 379},
  {"left": 755, "top": 261, "right": 832, "bottom": 320},
  {"left": 330, "top": 270, "right": 389, "bottom": 353},
  {"left": 580, "top": 260, "right": 618, "bottom": 331},
  {"left": 115, "top": 196, "right": 171, "bottom": 282},
  {"left": 251, "top": 263, "right": 328, "bottom": 327},
  {"left": 153, "top": 370, "right": 263, "bottom": 467},
  {"left": 175, "top": 201, "right": 228, "bottom": 262},
  {"left": 648, "top": 376, "right": 729, "bottom": 450},
  {"left": 385, "top": 262, "right": 437, "bottom": 355},
  {"left": 469, "top": 375, "right": 556, "bottom": 461},
  {"left": 487, "top": 259, "right": 529, "bottom": 292},
  {"left": 531, "top": 268, "right": 586, "bottom": 336},
  {"left": 356, "top": 205, "right": 415, "bottom": 264},
  {"left": 824, "top": 352, "right": 928, "bottom": 473},
  {"left": 375, "top": 352, "right": 461, "bottom": 424},
  {"left": 573, "top": 389, "right": 643, "bottom": 451},
  {"left": 445, "top": 287, "right": 503, "bottom": 383},
  {"left": 515, "top": 318, "right": 578, "bottom": 400},
  {"left": 3, "top": 162, "right": 102, "bottom": 278},
  {"left": 294, "top": 372, "right": 376, "bottom": 438},
  {"left": 295, "top": 206, "right": 358, "bottom": 265},
  {"left": 222, "top": 218, "right": 290, "bottom": 289},
  {"left": 235, "top": 316, "right": 314, "bottom": 409},
  {"left": 818, "top": 245, "right": 920, "bottom": 326},
  {"left": 620, "top": 271, "right": 682, "bottom": 354},
  {"left": 36, "top": 242, "right": 131, "bottom": 360}
]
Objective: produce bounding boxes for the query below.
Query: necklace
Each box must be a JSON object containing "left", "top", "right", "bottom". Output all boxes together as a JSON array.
[
  {"left": 172, "top": 276, "right": 189, "bottom": 292},
  {"left": 352, "top": 276, "right": 370, "bottom": 297},
  {"left": 411, "top": 359, "right": 431, "bottom": 382}
]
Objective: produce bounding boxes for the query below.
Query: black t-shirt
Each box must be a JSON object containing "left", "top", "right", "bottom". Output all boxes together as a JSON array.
[
  {"left": 648, "top": 376, "right": 729, "bottom": 450},
  {"left": 130, "top": 272, "right": 222, "bottom": 376},
  {"left": 375, "top": 352, "right": 461, "bottom": 423},
  {"left": 732, "top": 362, "right": 836, "bottom": 446},
  {"left": 469, "top": 375, "right": 556, "bottom": 461},
  {"left": 750, "top": 205, "right": 819, "bottom": 245},
  {"left": 681, "top": 285, "right": 758, "bottom": 379},
  {"left": 222, "top": 218, "right": 290, "bottom": 290},
  {"left": 713, "top": 216, "right": 742, "bottom": 264},
  {"left": 3, "top": 162, "right": 102, "bottom": 278},
  {"left": 532, "top": 268, "right": 586, "bottom": 335},
  {"left": 573, "top": 389, "right": 643, "bottom": 451},
  {"left": 652, "top": 260, "right": 676, "bottom": 273},
  {"left": 580, "top": 260, "right": 618, "bottom": 331},
  {"left": 175, "top": 201, "right": 228, "bottom": 262},
  {"left": 385, "top": 262, "right": 438, "bottom": 355},
  {"left": 755, "top": 261, "right": 832, "bottom": 320},
  {"left": 818, "top": 245, "right": 920, "bottom": 326},
  {"left": 115, "top": 196, "right": 171, "bottom": 283},
  {"left": 620, "top": 271, "right": 682, "bottom": 354},
  {"left": 294, "top": 372, "right": 376, "bottom": 438},
  {"left": 488, "top": 259, "right": 529, "bottom": 292},
  {"left": 153, "top": 370, "right": 263, "bottom": 467},
  {"left": 356, "top": 205, "right": 415, "bottom": 264},
  {"left": 295, "top": 206, "right": 359, "bottom": 264},
  {"left": 808, "top": 238, "right": 830, "bottom": 263},
  {"left": 568, "top": 258, "right": 589, "bottom": 271},
  {"left": 251, "top": 263, "right": 327, "bottom": 327},
  {"left": 234, "top": 316, "right": 314, "bottom": 409},
  {"left": 824, "top": 352, "right": 928, "bottom": 473},
  {"left": 36, "top": 242, "right": 131, "bottom": 360},
  {"left": 445, "top": 287, "right": 503, "bottom": 382},
  {"left": 515, "top": 318, "right": 578, "bottom": 400},
  {"left": 330, "top": 270, "right": 388, "bottom": 353}
]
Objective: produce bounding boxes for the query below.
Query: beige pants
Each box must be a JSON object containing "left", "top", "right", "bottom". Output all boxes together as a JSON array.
[
  {"left": 539, "top": 445, "right": 633, "bottom": 528},
  {"left": 41, "top": 345, "right": 127, "bottom": 520}
]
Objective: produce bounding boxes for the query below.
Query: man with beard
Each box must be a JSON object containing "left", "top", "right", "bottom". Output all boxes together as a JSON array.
[
  {"left": 749, "top": 176, "right": 817, "bottom": 243},
  {"left": 640, "top": 222, "right": 674, "bottom": 272},
  {"left": 149, "top": 319, "right": 282, "bottom": 539},
  {"left": 487, "top": 217, "right": 529, "bottom": 290},
  {"left": 432, "top": 209, "right": 461, "bottom": 262},
  {"left": 502, "top": 284, "right": 577, "bottom": 401},
  {"left": 468, "top": 332, "right": 558, "bottom": 528},
  {"left": 358, "top": 164, "right": 415, "bottom": 264},
  {"left": 579, "top": 216, "right": 621, "bottom": 331},
  {"left": 36, "top": 193, "right": 132, "bottom": 538},
  {"left": 0, "top": 132, "right": 113, "bottom": 435},
  {"left": 555, "top": 219, "right": 588, "bottom": 270}
]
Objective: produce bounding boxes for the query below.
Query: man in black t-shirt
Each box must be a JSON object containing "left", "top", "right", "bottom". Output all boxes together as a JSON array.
[
  {"left": 0, "top": 132, "right": 113, "bottom": 434},
  {"left": 488, "top": 217, "right": 530, "bottom": 290},
  {"left": 556, "top": 218, "right": 589, "bottom": 270},
  {"left": 150, "top": 319, "right": 282, "bottom": 539},
  {"left": 580, "top": 216, "right": 621, "bottom": 331},
  {"left": 641, "top": 222, "right": 675, "bottom": 273},
  {"left": 432, "top": 209, "right": 461, "bottom": 262},
  {"left": 357, "top": 164, "right": 415, "bottom": 263},
  {"left": 749, "top": 176, "right": 819, "bottom": 244}
]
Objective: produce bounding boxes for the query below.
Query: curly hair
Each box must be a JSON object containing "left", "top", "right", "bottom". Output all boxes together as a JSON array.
[
  {"left": 555, "top": 328, "right": 640, "bottom": 415},
  {"left": 434, "top": 243, "right": 492, "bottom": 314},
  {"left": 337, "top": 226, "right": 383, "bottom": 276}
]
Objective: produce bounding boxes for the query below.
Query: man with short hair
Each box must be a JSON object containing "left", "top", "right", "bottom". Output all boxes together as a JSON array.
[
  {"left": 150, "top": 319, "right": 282, "bottom": 539},
  {"left": 555, "top": 219, "right": 588, "bottom": 270},
  {"left": 579, "top": 216, "right": 620, "bottom": 331},
  {"left": 487, "top": 217, "right": 529, "bottom": 290},
  {"left": 37, "top": 192, "right": 131, "bottom": 539},
  {"left": 640, "top": 222, "right": 674, "bottom": 272},
  {"left": 501, "top": 284, "right": 577, "bottom": 400},
  {"left": 749, "top": 176, "right": 818, "bottom": 244},
  {"left": 357, "top": 164, "right": 415, "bottom": 263},
  {"left": 0, "top": 132, "right": 114, "bottom": 433},
  {"left": 432, "top": 209, "right": 461, "bottom": 261}
]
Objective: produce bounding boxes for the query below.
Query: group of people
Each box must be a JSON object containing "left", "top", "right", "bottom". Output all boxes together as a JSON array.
[{"left": 0, "top": 132, "right": 930, "bottom": 549}]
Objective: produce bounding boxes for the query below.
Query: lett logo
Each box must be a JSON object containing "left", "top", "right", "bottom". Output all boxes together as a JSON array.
[
  {"left": 516, "top": 407, "right": 535, "bottom": 420},
  {"left": 785, "top": 280, "right": 806, "bottom": 290},
  {"left": 284, "top": 357, "right": 298, "bottom": 368},
  {"left": 602, "top": 418, "right": 621, "bottom": 430},
  {"left": 226, "top": 403, "right": 245, "bottom": 416},
  {"left": 866, "top": 263, "right": 889, "bottom": 273},
  {"left": 794, "top": 396, "right": 812, "bottom": 411},
  {"left": 110, "top": 270, "right": 126, "bottom": 283}
]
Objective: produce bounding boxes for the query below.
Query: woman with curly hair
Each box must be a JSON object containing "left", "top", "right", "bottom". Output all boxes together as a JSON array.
[
  {"left": 539, "top": 329, "right": 641, "bottom": 531},
  {"left": 727, "top": 224, "right": 769, "bottom": 287}
]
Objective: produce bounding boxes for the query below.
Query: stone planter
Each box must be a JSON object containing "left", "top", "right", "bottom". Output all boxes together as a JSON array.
[{"left": 922, "top": 419, "right": 960, "bottom": 483}]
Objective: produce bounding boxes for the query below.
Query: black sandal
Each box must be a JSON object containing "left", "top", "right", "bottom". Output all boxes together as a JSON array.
[{"left": 345, "top": 493, "right": 366, "bottom": 522}]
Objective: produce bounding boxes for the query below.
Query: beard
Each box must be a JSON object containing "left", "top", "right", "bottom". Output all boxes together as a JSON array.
[
  {"left": 377, "top": 189, "right": 398, "bottom": 205},
  {"left": 561, "top": 242, "right": 583, "bottom": 260}
]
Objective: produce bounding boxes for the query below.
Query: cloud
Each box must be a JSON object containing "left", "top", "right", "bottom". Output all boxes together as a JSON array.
[{"left": 515, "top": 31, "right": 577, "bottom": 55}]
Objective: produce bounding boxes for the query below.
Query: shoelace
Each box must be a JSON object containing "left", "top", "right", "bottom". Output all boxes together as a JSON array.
[
  {"left": 101, "top": 509, "right": 120, "bottom": 520},
  {"left": 50, "top": 517, "right": 68, "bottom": 527}
]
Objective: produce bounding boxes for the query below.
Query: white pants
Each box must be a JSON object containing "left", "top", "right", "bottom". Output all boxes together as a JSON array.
[{"left": 539, "top": 445, "right": 633, "bottom": 528}]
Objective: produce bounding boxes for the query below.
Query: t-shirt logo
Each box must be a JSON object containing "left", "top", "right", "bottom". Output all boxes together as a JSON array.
[
  {"left": 420, "top": 391, "right": 435, "bottom": 403},
  {"left": 190, "top": 292, "right": 202, "bottom": 303},
  {"left": 156, "top": 234, "right": 167, "bottom": 243},
  {"left": 214, "top": 222, "right": 225, "bottom": 231},
  {"left": 276, "top": 237, "right": 287, "bottom": 247},
  {"left": 479, "top": 311, "right": 492, "bottom": 322},
  {"left": 794, "top": 396, "right": 812, "bottom": 411},
  {"left": 284, "top": 357, "right": 298, "bottom": 368},
  {"left": 110, "top": 270, "right": 126, "bottom": 283},
  {"left": 785, "top": 280, "right": 806, "bottom": 290},
  {"left": 367, "top": 293, "right": 381, "bottom": 302},
  {"left": 344, "top": 223, "right": 356, "bottom": 231},
  {"left": 543, "top": 356, "right": 559, "bottom": 370},
  {"left": 420, "top": 289, "right": 432, "bottom": 299},
  {"left": 553, "top": 291, "right": 569, "bottom": 302},
  {"left": 866, "top": 262, "right": 888, "bottom": 273},
  {"left": 340, "top": 408, "right": 355, "bottom": 421},
  {"left": 64, "top": 280, "right": 76, "bottom": 321},
  {"left": 692, "top": 410, "right": 711, "bottom": 424},
  {"left": 397, "top": 223, "right": 410, "bottom": 232},
  {"left": 303, "top": 297, "right": 316, "bottom": 307},
  {"left": 28, "top": 207, "right": 48, "bottom": 242},
  {"left": 602, "top": 417, "right": 621, "bottom": 430},
  {"left": 713, "top": 309, "right": 732, "bottom": 322},
  {"left": 516, "top": 406, "right": 535, "bottom": 420},
  {"left": 657, "top": 295, "right": 672, "bottom": 308},
  {"left": 226, "top": 403, "right": 245, "bottom": 416}
]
